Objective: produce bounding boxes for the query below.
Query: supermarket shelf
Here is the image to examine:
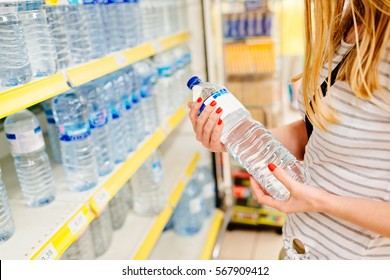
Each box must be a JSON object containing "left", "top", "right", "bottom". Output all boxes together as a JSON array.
[
  {"left": 231, "top": 205, "right": 285, "bottom": 227},
  {"left": 96, "top": 134, "right": 203, "bottom": 260},
  {"left": 0, "top": 105, "right": 187, "bottom": 260},
  {"left": 148, "top": 209, "right": 225, "bottom": 260},
  {"left": 0, "top": 31, "right": 190, "bottom": 120}
]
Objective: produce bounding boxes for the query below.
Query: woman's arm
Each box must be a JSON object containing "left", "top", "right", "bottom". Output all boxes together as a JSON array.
[{"left": 250, "top": 165, "right": 390, "bottom": 238}]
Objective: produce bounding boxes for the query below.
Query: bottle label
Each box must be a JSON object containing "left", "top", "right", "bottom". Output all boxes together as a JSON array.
[
  {"left": 176, "top": 59, "right": 185, "bottom": 69},
  {"left": 202, "top": 182, "right": 215, "bottom": 199},
  {"left": 195, "top": 87, "right": 246, "bottom": 120},
  {"left": 157, "top": 66, "right": 173, "bottom": 77},
  {"left": 6, "top": 126, "right": 45, "bottom": 155},
  {"left": 111, "top": 108, "right": 121, "bottom": 120},
  {"left": 89, "top": 109, "right": 108, "bottom": 129},
  {"left": 58, "top": 125, "right": 91, "bottom": 142},
  {"left": 124, "top": 99, "right": 132, "bottom": 110},
  {"left": 189, "top": 197, "right": 202, "bottom": 214}
]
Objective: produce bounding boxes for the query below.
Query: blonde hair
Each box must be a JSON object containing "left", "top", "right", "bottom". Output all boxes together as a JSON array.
[{"left": 298, "top": 0, "right": 390, "bottom": 131}]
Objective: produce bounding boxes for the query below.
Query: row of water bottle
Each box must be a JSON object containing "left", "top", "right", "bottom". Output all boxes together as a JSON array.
[
  {"left": 0, "top": 0, "right": 189, "bottom": 88},
  {"left": 164, "top": 162, "right": 216, "bottom": 236}
]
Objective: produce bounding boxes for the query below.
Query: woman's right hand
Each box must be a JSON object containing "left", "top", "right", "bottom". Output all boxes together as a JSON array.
[{"left": 187, "top": 97, "right": 227, "bottom": 153}]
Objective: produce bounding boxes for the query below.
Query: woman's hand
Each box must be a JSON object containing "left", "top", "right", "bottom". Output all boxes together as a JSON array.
[
  {"left": 250, "top": 163, "right": 327, "bottom": 214},
  {"left": 187, "top": 98, "right": 227, "bottom": 153}
]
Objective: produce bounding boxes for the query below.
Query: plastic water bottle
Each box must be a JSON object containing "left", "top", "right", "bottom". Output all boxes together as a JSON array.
[
  {"left": 78, "top": 83, "right": 114, "bottom": 176},
  {"left": 0, "top": 1, "right": 32, "bottom": 87},
  {"left": 130, "top": 0, "right": 142, "bottom": 46},
  {"left": 153, "top": 51, "right": 175, "bottom": 122},
  {"left": 195, "top": 165, "right": 216, "bottom": 218},
  {"left": 0, "top": 167, "right": 15, "bottom": 244},
  {"left": 61, "top": 1, "right": 92, "bottom": 64},
  {"left": 45, "top": 3, "right": 71, "bottom": 70},
  {"left": 133, "top": 59, "right": 158, "bottom": 135},
  {"left": 52, "top": 92, "right": 98, "bottom": 192},
  {"left": 172, "top": 46, "right": 188, "bottom": 107},
  {"left": 101, "top": 0, "right": 126, "bottom": 52},
  {"left": 172, "top": 177, "right": 203, "bottom": 236},
  {"left": 131, "top": 150, "right": 166, "bottom": 216},
  {"left": 187, "top": 76, "right": 309, "bottom": 200},
  {"left": 99, "top": 75, "right": 128, "bottom": 164},
  {"left": 61, "top": 226, "right": 95, "bottom": 260},
  {"left": 124, "top": 180, "right": 133, "bottom": 209},
  {"left": 17, "top": 0, "right": 57, "bottom": 77},
  {"left": 41, "top": 99, "right": 62, "bottom": 164},
  {"left": 4, "top": 109, "right": 56, "bottom": 207},
  {"left": 90, "top": 207, "right": 113, "bottom": 257},
  {"left": 82, "top": 0, "right": 107, "bottom": 59},
  {"left": 108, "top": 187, "right": 128, "bottom": 230}
]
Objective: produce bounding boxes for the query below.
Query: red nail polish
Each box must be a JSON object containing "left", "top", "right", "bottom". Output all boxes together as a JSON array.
[
  {"left": 210, "top": 100, "right": 217, "bottom": 107},
  {"left": 217, "top": 119, "right": 222, "bottom": 125},
  {"left": 268, "top": 163, "right": 277, "bottom": 172},
  {"left": 216, "top": 107, "right": 222, "bottom": 114},
  {"left": 196, "top": 97, "right": 202, "bottom": 103}
]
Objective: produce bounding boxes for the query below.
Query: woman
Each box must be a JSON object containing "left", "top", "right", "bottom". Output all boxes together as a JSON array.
[{"left": 188, "top": 0, "right": 390, "bottom": 259}]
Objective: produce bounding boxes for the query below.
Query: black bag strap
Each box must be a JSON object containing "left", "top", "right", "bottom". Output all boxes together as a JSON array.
[{"left": 305, "top": 53, "right": 351, "bottom": 139}]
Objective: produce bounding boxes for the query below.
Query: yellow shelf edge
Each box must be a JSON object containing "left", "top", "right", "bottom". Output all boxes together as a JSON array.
[
  {"left": 29, "top": 204, "right": 95, "bottom": 260},
  {"left": 132, "top": 206, "right": 173, "bottom": 260},
  {"left": 160, "top": 31, "right": 190, "bottom": 51},
  {"left": 0, "top": 73, "right": 70, "bottom": 119},
  {"left": 200, "top": 209, "right": 225, "bottom": 260}
]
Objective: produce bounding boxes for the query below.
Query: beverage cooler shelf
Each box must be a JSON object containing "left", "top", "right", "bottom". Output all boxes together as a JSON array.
[
  {"left": 0, "top": 31, "right": 190, "bottom": 120},
  {"left": 0, "top": 105, "right": 189, "bottom": 260}
]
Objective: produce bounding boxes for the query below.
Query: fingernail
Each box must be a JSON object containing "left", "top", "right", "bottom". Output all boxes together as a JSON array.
[
  {"left": 268, "top": 163, "right": 277, "bottom": 172},
  {"left": 210, "top": 100, "right": 217, "bottom": 107},
  {"left": 216, "top": 107, "right": 222, "bottom": 114},
  {"left": 196, "top": 97, "right": 202, "bottom": 103},
  {"left": 217, "top": 119, "right": 222, "bottom": 125}
]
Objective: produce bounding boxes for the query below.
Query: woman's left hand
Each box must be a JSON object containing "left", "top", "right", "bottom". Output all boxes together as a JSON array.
[{"left": 250, "top": 164, "right": 328, "bottom": 214}]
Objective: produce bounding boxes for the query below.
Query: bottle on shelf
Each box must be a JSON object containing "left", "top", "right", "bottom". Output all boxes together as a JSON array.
[
  {"left": 78, "top": 83, "right": 114, "bottom": 177},
  {"left": 61, "top": 226, "right": 95, "bottom": 260},
  {"left": 17, "top": 0, "right": 58, "bottom": 77},
  {"left": 4, "top": 109, "right": 56, "bottom": 207},
  {"left": 108, "top": 187, "right": 129, "bottom": 230},
  {"left": 187, "top": 76, "right": 309, "bottom": 200},
  {"left": 90, "top": 207, "right": 113, "bottom": 257},
  {"left": 131, "top": 150, "right": 167, "bottom": 216},
  {"left": 44, "top": 2, "right": 71, "bottom": 70},
  {"left": 41, "top": 99, "right": 62, "bottom": 164},
  {"left": 123, "top": 180, "right": 133, "bottom": 210},
  {"left": 172, "top": 177, "right": 203, "bottom": 236},
  {"left": 52, "top": 91, "right": 98, "bottom": 192},
  {"left": 195, "top": 163, "right": 216, "bottom": 218},
  {"left": 0, "top": 0, "right": 32, "bottom": 87},
  {"left": 98, "top": 75, "right": 128, "bottom": 164},
  {"left": 0, "top": 166, "right": 15, "bottom": 244},
  {"left": 101, "top": 0, "right": 126, "bottom": 53}
]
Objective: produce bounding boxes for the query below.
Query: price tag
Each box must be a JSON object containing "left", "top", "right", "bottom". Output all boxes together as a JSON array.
[
  {"left": 35, "top": 243, "right": 58, "bottom": 260},
  {"left": 115, "top": 53, "right": 127, "bottom": 67},
  {"left": 68, "top": 212, "right": 88, "bottom": 236},
  {"left": 153, "top": 41, "right": 163, "bottom": 53},
  {"left": 93, "top": 188, "right": 110, "bottom": 210}
]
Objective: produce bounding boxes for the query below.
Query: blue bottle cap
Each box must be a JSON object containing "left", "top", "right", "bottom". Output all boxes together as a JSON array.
[{"left": 187, "top": 76, "right": 202, "bottom": 90}]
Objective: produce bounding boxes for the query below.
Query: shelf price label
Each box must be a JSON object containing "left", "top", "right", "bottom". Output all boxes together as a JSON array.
[
  {"left": 93, "top": 188, "right": 111, "bottom": 211},
  {"left": 35, "top": 243, "right": 58, "bottom": 260},
  {"left": 68, "top": 212, "right": 88, "bottom": 236}
]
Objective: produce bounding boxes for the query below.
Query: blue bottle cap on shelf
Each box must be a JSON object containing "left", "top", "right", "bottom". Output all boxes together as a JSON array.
[{"left": 187, "top": 76, "right": 202, "bottom": 90}]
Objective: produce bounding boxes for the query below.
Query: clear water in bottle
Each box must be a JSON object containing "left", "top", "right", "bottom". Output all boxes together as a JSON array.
[
  {"left": 172, "top": 177, "right": 203, "bottom": 236},
  {"left": 78, "top": 83, "right": 114, "bottom": 177},
  {"left": 99, "top": 75, "right": 128, "bottom": 164},
  {"left": 61, "top": 2, "right": 92, "bottom": 64},
  {"left": 0, "top": 1, "right": 32, "bottom": 87},
  {"left": 52, "top": 91, "right": 98, "bottom": 192},
  {"left": 108, "top": 187, "right": 128, "bottom": 230},
  {"left": 4, "top": 109, "right": 56, "bottom": 207},
  {"left": 130, "top": 0, "right": 142, "bottom": 46},
  {"left": 131, "top": 150, "right": 166, "bottom": 216},
  {"left": 61, "top": 226, "right": 95, "bottom": 260},
  {"left": 45, "top": 3, "right": 71, "bottom": 70},
  {"left": 187, "top": 76, "right": 310, "bottom": 200},
  {"left": 41, "top": 99, "right": 62, "bottom": 164},
  {"left": 101, "top": 0, "right": 126, "bottom": 52},
  {"left": 17, "top": 0, "right": 57, "bottom": 77},
  {"left": 82, "top": 0, "right": 107, "bottom": 59},
  {"left": 195, "top": 165, "right": 216, "bottom": 218},
  {"left": 123, "top": 179, "right": 133, "bottom": 209},
  {"left": 133, "top": 59, "right": 158, "bottom": 135},
  {"left": 0, "top": 167, "right": 15, "bottom": 244},
  {"left": 90, "top": 207, "right": 113, "bottom": 257}
]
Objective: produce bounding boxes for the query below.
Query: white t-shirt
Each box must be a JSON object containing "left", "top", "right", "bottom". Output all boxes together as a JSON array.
[{"left": 284, "top": 40, "right": 390, "bottom": 259}]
